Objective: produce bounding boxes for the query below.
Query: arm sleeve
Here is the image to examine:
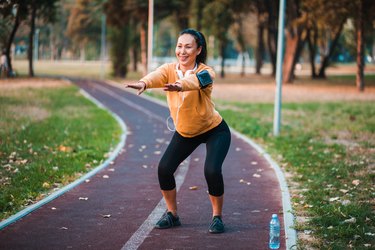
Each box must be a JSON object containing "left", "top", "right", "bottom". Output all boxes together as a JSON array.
[
  {"left": 179, "top": 67, "right": 216, "bottom": 92},
  {"left": 139, "top": 64, "right": 169, "bottom": 89}
]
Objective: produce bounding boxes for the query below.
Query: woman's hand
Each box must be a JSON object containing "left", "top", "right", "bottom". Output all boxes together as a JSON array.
[
  {"left": 125, "top": 81, "right": 146, "bottom": 95},
  {"left": 164, "top": 82, "right": 182, "bottom": 92}
]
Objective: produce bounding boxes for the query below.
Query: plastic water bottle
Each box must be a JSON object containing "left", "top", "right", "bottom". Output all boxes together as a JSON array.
[{"left": 269, "top": 214, "right": 280, "bottom": 249}]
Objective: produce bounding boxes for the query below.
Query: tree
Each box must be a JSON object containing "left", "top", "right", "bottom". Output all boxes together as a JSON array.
[
  {"left": 264, "top": 0, "right": 278, "bottom": 76},
  {"left": 351, "top": 0, "right": 375, "bottom": 91},
  {"left": 66, "top": 0, "right": 102, "bottom": 62},
  {"left": 302, "top": 0, "right": 352, "bottom": 79},
  {"left": 26, "top": 0, "right": 59, "bottom": 77},
  {"left": 230, "top": 0, "right": 253, "bottom": 77},
  {"left": 203, "top": 0, "right": 234, "bottom": 78},
  {"left": 282, "top": 0, "right": 306, "bottom": 83},
  {"left": 0, "top": 1, "right": 27, "bottom": 76}
]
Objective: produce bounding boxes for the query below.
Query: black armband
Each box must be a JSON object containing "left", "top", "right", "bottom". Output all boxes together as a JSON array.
[{"left": 196, "top": 70, "right": 213, "bottom": 89}]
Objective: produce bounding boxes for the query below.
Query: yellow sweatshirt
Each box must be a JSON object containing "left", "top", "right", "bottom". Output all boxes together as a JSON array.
[{"left": 140, "top": 62, "right": 222, "bottom": 138}]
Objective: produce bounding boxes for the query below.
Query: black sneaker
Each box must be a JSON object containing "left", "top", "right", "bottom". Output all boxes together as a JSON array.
[
  {"left": 155, "top": 211, "right": 181, "bottom": 229},
  {"left": 208, "top": 216, "right": 225, "bottom": 234}
]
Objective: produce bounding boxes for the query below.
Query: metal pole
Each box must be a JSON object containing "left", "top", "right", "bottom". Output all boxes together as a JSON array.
[
  {"left": 147, "top": 0, "right": 154, "bottom": 73},
  {"left": 100, "top": 14, "right": 106, "bottom": 79},
  {"left": 273, "top": 0, "right": 286, "bottom": 136}
]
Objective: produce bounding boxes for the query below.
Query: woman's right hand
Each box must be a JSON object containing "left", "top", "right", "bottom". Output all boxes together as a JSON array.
[{"left": 125, "top": 81, "right": 146, "bottom": 95}]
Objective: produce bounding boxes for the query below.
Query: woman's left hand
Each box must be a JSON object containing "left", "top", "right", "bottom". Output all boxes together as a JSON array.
[{"left": 164, "top": 82, "right": 182, "bottom": 92}]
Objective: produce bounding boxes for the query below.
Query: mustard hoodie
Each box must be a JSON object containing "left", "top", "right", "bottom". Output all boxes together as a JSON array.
[{"left": 140, "top": 62, "right": 222, "bottom": 138}]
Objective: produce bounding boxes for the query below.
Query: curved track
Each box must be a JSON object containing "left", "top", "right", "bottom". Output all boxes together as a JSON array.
[{"left": 0, "top": 79, "right": 288, "bottom": 250}]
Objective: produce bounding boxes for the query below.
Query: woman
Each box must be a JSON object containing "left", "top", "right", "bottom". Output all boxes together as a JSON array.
[{"left": 126, "top": 29, "right": 231, "bottom": 234}]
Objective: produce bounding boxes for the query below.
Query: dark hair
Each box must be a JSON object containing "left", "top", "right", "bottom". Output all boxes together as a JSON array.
[{"left": 179, "top": 28, "right": 207, "bottom": 64}]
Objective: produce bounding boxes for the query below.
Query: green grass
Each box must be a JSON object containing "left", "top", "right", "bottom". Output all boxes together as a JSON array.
[
  {"left": 216, "top": 100, "right": 375, "bottom": 249},
  {"left": 0, "top": 85, "right": 122, "bottom": 220},
  {"left": 146, "top": 90, "right": 375, "bottom": 248},
  {"left": 146, "top": 85, "right": 375, "bottom": 248}
]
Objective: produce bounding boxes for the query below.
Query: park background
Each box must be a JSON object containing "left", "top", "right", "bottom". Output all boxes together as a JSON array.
[{"left": 1, "top": 0, "right": 375, "bottom": 249}]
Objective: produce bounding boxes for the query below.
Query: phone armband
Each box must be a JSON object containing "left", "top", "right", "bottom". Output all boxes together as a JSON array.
[{"left": 196, "top": 70, "right": 213, "bottom": 89}]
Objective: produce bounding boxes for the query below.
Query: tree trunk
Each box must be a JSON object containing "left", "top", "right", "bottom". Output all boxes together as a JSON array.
[
  {"left": 356, "top": 0, "right": 365, "bottom": 91},
  {"left": 241, "top": 53, "right": 245, "bottom": 77},
  {"left": 265, "top": 0, "right": 278, "bottom": 76},
  {"left": 132, "top": 46, "right": 138, "bottom": 72},
  {"left": 317, "top": 19, "right": 346, "bottom": 78},
  {"left": 6, "top": 8, "right": 21, "bottom": 77},
  {"left": 220, "top": 41, "right": 226, "bottom": 78},
  {"left": 306, "top": 26, "right": 318, "bottom": 78},
  {"left": 80, "top": 45, "right": 85, "bottom": 62},
  {"left": 282, "top": 31, "right": 300, "bottom": 83},
  {"left": 28, "top": 5, "right": 37, "bottom": 77},
  {"left": 255, "top": 17, "right": 265, "bottom": 74},
  {"left": 196, "top": 0, "right": 203, "bottom": 30},
  {"left": 140, "top": 22, "right": 147, "bottom": 76}
]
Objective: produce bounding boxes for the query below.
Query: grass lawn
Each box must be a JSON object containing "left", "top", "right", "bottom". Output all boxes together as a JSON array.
[
  {"left": 0, "top": 81, "right": 122, "bottom": 220},
  {"left": 217, "top": 100, "right": 374, "bottom": 249},
  {"left": 146, "top": 90, "right": 374, "bottom": 249}
]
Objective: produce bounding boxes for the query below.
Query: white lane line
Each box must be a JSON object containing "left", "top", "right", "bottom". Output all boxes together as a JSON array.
[
  {"left": 90, "top": 83, "right": 191, "bottom": 249},
  {"left": 0, "top": 88, "right": 128, "bottom": 230},
  {"left": 121, "top": 158, "right": 190, "bottom": 250},
  {"left": 107, "top": 84, "right": 297, "bottom": 250}
]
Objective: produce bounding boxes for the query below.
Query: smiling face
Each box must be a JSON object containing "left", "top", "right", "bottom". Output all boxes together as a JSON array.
[{"left": 175, "top": 34, "right": 202, "bottom": 72}]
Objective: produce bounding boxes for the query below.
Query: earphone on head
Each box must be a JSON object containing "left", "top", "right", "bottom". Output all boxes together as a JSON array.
[{"left": 166, "top": 63, "right": 197, "bottom": 132}]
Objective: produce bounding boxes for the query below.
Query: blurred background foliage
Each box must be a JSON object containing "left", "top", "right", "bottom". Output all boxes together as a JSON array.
[{"left": 1, "top": 0, "right": 374, "bottom": 87}]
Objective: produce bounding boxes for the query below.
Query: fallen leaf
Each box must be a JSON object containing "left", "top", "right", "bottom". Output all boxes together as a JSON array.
[
  {"left": 239, "top": 179, "right": 251, "bottom": 185},
  {"left": 340, "top": 200, "right": 351, "bottom": 206},
  {"left": 108, "top": 168, "right": 115, "bottom": 172},
  {"left": 58, "top": 145, "right": 72, "bottom": 152},
  {"left": 60, "top": 227, "right": 68, "bottom": 230},
  {"left": 52, "top": 166, "right": 59, "bottom": 171},
  {"left": 102, "top": 175, "right": 109, "bottom": 179},
  {"left": 85, "top": 179, "right": 90, "bottom": 183},
  {"left": 352, "top": 179, "right": 360, "bottom": 186},
  {"left": 154, "top": 151, "right": 161, "bottom": 155},
  {"left": 42, "top": 182, "right": 50, "bottom": 188},
  {"left": 101, "top": 214, "right": 111, "bottom": 218},
  {"left": 364, "top": 244, "right": 371, "bottom": 248},
  {"left": 189, "top": 186, "right": 198, "bottom": 190},
  {"left": 343, "top": 217, "right": 356, "bottom": 224},
  {"left": 329, "top": 197, "right": 340, "bottom": 202},
  {"left": 339, "top": 189, "right": 349, "bottom": 194},
  {"left": 253, "top": 173, "right": 261, "bottom": 178}
]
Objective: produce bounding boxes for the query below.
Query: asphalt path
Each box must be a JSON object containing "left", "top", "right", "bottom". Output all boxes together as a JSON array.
[{"left": 0, "top": 79, "right": 289, "bottom": 250}]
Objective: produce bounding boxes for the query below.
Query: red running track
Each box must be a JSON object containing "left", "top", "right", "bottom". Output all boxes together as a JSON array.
[{"left": 0, "top": 79, "right": 287, "bottom": 250}]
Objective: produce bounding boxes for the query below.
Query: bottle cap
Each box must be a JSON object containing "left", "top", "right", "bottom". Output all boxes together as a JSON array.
[{"left": 272, "top": 214, "right": 278, "bottom": 218}]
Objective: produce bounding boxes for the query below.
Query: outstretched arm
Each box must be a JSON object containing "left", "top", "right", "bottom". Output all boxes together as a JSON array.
[{"left": 125, "top": 81, "right": 146, "bottom": 95}]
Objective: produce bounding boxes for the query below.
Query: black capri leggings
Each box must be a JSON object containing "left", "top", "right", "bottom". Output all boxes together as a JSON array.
[{"left": 158, "top": 120, "right": 231, "bottom": 196}]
